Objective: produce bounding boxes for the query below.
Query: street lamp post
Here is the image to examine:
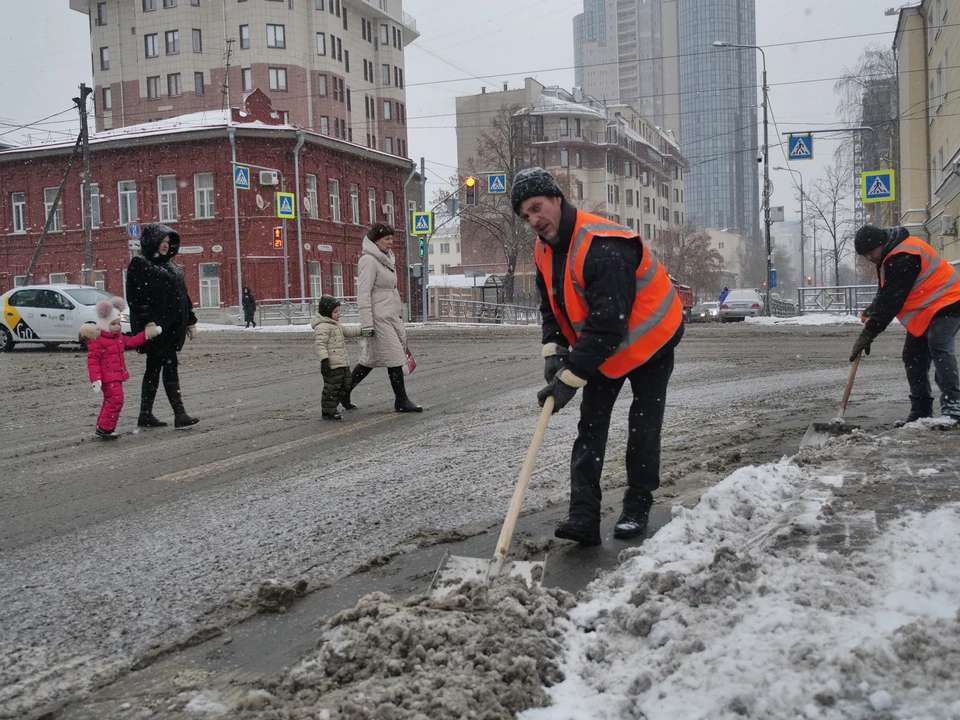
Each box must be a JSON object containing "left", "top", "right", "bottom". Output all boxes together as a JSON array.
[
  {"left": 773, "top": 165, "right": 805, "bottom": 288},
  {"left": 713, "top": 40, "right": 771, "bottom": 316}
]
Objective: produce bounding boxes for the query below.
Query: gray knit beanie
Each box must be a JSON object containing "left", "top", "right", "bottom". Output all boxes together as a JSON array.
[{"left": 510, "top": 167, "right": 564, "bottom": 215}]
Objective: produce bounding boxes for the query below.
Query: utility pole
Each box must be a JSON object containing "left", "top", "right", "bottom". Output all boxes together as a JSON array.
[
  {"left": 222, "top": 38, "right": 235, "bottom": 111},
  {"left": 421, "top": 156, "right": 428, "bottom": 324},
  {"left": 75, "top": 84, "right": 93, "bottom": 286}
]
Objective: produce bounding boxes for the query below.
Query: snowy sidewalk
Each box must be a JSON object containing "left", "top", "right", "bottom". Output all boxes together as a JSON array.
[{"left": 521, "top": 423, "right": 960, "bottom": 720}]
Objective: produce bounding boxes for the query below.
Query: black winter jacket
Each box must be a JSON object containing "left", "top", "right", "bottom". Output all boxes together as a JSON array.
[
  {"left": 125, "top": 223, "right": 197, "bottom": 353},
  {"left": 864, "top": 227, "right": 960, "bottom": 336},
  {"left": 242, "top": 287, "right": 257, "bottom": 315},
  {"left": 537, "top": 200, "right": 682, "bottom": 378}
]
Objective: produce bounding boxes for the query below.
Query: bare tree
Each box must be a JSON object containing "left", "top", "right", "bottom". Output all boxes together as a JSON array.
[
  {"left": 651, "top": 223, "right": 725, "bottom": 299},
  {"left": 458, "top": 105, "right": 537, "bottom": 303},
  {"left": 807, "top": 159, "right": 857, "bottom": 286},
  {"left": 834, "top": 45, "right": 899, "bottom": 170}
]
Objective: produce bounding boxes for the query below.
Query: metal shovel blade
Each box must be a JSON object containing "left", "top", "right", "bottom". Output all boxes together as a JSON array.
[
  {"left": 428, "top": 550, "right": 546, "bottom": 597},
  {"left": 800, "top": 420, "right": 859, "bottom": 449}
]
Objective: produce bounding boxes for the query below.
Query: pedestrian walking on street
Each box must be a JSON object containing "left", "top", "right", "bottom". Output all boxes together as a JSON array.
[
  {"left": 126, "top": 223, "right": 201, "bottom": 429},
  {"left": 513, "top": 167, "right": 684, "bottom": 546},
  {"left": 80, "top": 297, "right": 162, "bottom": 439},
  {"left": 852, "top": 224, "right": 960, "bottom": 427},
  {"left": 344, "top": 223, "right": 422, "bottom": 413},
  {"left": 242, "top": 286, "right": 258, "bottom": 328},
  {"left": 719, "top": 286, "right": 730, "bottom": 305},
  {"left": 312, "top": 295, "right": 362, "bottom": 420}
]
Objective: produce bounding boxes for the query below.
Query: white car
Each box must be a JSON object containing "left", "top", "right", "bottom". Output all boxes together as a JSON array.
[
  {"left": 0, "top": 284, "right": 129, "bottom": 351},
  {"left": 719, "top": 289, "right": 765, "bottom": 322}
]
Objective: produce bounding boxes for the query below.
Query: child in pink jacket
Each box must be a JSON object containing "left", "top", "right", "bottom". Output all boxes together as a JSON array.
[{"left": 81, "top": 297, "right": 161, "bottom": 439}]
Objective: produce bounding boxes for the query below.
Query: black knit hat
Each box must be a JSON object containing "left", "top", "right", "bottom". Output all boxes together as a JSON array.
[
  {"left": 317, "top": 295, "right": 341, "bottom": 318},
  {"left": 854, "top": 225, "right": 888, "bottom": 255},
  {"left": 511, "top": 167, "right": 564, "bottom": 215}
]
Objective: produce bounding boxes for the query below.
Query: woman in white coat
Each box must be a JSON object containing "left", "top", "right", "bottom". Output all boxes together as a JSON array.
[{"left": 345, "top": 223, "right": 422, "bottom": 412}]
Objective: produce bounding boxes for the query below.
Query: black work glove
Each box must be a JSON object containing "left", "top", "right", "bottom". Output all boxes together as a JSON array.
[
  {"left": 537, "top": 369, "right": 587, "bottom": 414},
  {"left": 320, "top": 358, "right": 331, "bottom": 374},
  {"left": 849, "top": 329, "right": 876, "bottom": 362},
  {"left": 542, "top": 342, "right": 570, "bottom": 383}
]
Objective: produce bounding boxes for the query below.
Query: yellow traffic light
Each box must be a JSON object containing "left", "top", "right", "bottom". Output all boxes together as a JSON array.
[
  {"left": 465, "top": 176, "right": 476, "bottom": 187},
  {"left": 273, "top": 227, "right": 283, "bottom": 248},
  {"left": 465, "top": 176, "right": 477, "bottom": 206}
]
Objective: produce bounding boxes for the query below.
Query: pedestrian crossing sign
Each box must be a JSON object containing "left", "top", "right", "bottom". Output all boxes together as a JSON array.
[
  {"left": 788, "top": 134, "right": 813, "bottom": 160},
  {"left": 276, "top": 191, "right": 296, "bottom": 219},
  {"left": 411, "top": 211, "right": 433, "bottom": 235},
  {"left": 861, "top": 170, "right": 895, "bottom": 203},
  {"left": 234, "top": 165, "right": 251, "bottom": 190},
  {"left": 488, "top": 173, "right": 507, "bottom": 194}
]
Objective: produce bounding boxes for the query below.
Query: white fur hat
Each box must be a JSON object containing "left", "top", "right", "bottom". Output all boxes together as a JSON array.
[{"left": 96, "top": 297, "right": 127, "bottom": 331}]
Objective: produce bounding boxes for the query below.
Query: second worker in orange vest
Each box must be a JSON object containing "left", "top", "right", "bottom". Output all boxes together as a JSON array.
[
  {"left": 512, "top": 167, "right": 684, "bottom": 546},
  {"left": 852, "top": 225, "right": 960, "bottom": 426}
]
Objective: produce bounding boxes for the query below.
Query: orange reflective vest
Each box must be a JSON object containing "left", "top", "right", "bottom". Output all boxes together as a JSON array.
[
  {"left": 535, "top": 209, "right": 682, "bottom": 378},
  {"left": 880, "top": 236, "right": 960, "bottom": 337}
]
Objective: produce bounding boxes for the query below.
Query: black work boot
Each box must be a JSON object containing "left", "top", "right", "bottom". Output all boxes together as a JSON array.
[
  {"left": 894, "top": 396, "right": 934, "bottom": 428},
  {"left": 388, "top": 366, "right": 422, "bottom": 412},
  {"left": 613, "top": 508, "right": 651, "bottom": 539},
  {"left": 322, "top": 411, "right": 343, "bottom": 421},
  {"left": 554, "top": 515, "right": 601, "bottom": 546},
  {"left": 137, "top": 375, "right": 168, "bottom": 427},
  {"left": 341, "top": 396, "right": 358, "bottom": 410},
  {"left": 164, "top": 379, "right": 199, "bottom": 428}
]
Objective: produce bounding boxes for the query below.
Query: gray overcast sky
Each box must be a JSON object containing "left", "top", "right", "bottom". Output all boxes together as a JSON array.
[{"left": 2, "top": 0, "right": 900, "bottom": 223}]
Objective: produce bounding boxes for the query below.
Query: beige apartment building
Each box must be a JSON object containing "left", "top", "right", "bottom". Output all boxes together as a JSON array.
[
  {"left": 70, "top": 0, "right": 416, "bottom": 157},
  {"left": 705, "top": 228, "right": 744, "bottom": 289},
  {"left": 456, "top": 80, "right": 687, "bottom": 245},
  {"left": 894, "top": 1, "right": 960, "bottom": 258}
]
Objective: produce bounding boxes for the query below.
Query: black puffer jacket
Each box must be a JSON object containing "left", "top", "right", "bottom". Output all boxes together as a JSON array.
[
  {"left": 242, "top": 286, "right": 257, "bottom": 315},
  {"left": 125, "top": 223, "right": 197, "bottom": 353}
]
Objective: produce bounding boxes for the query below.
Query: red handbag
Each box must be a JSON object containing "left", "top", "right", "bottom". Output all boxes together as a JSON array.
[{"left": 403, "top": 347, "right": 417, "bottom": 376}]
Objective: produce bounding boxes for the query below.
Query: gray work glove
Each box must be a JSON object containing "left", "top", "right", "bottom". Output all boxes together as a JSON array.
[
  {"left": 361, "top": 328, "right": 375, "bottom": 338},
  {"left": 542, "top": 342, "right": 570, "bottom": 383},
  {"left": 849, "top": 328, "right": 876, "bottom": 362}
]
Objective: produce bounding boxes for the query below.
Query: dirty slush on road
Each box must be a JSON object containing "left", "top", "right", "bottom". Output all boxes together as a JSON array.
[{"left": 0, "top": 324, "right": 912, "bottom": 718}]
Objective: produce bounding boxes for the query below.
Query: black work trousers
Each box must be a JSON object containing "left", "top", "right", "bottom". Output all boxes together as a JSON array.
[{"left": 568, "top": 343, "right": 676, "bottom": 521}]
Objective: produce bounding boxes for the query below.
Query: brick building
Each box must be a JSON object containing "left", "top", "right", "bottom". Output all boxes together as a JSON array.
[
  {"left": 0, "top": 91, "right": 415, "bottom": 308},
  {"left": 69, "top": 0, "right": 417, "bottom": 157}
]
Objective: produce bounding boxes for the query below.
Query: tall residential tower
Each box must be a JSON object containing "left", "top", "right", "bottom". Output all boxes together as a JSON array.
[{"left": 677, "top": 0, "right": 760, "bottom": 244}]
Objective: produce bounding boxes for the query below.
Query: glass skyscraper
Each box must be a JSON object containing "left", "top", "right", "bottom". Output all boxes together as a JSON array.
[{"left": 678, "top": 0, "right": 760, "bottom": 244}]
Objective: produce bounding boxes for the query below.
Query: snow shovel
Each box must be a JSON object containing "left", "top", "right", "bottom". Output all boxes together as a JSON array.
[
  {"left": 800, "top": 354, "right": 862, "bottom": 449},
  {"left": 428, "top": 397, "right": 553, "bottom": 596}
]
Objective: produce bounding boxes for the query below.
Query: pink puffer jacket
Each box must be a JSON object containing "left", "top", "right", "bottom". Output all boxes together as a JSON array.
[{"left": 86, "top": 330, "right": 148, "bottom": 384}]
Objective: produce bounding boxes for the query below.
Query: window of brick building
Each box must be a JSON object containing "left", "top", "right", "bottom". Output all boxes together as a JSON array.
[{"left": 158, "top": 176, "right": 178, "bottom": 222}]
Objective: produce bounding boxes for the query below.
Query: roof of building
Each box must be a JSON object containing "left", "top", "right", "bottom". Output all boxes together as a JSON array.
[{"left": 514, "top": 87, "right": 607, "bottom": 120}]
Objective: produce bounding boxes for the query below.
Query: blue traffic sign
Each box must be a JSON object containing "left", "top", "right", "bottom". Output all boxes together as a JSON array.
[
  {"left": 788, "top": 134, "right": 813, "bottom": 160},
  {"left": 234, "top": 165, "right": 251, "bottom": 190},
  {"left": 769, "top": 268, "right": 777, "bottom": 289},
  {"left": 411, "top": 211, "right": 433, "bottom": 235},
  {"left": 126, "top": 221, "right": 141, "bottom": 240},
  {"left": 862, "top": 170, "right": 896, "bottom": 203},
  {"left": 488, "top": 173, "right": 507, "bottom": 194},
  {"left": 276, "top": 192, "right": 296, "bottom": 219}
]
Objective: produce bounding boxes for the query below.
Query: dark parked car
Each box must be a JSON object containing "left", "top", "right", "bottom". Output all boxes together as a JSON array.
[{"left": 690, "top": 301, "right": 720, "bottom": 323}]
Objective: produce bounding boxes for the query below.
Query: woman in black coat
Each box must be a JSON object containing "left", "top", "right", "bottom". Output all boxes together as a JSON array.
[
  {"left": 125, "top": 223, "right": 200, "bottom": 428},
  {"left": 242, "top": 286, "right": 257, "bottom": 328}
]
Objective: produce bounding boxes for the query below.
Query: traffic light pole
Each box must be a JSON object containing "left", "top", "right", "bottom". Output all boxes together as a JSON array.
[
  {"left": 421, "top": 157, "right": 428, "bottom": 324},
  {"left": 231, "top": 161, "right": 287, "bottom": 303}
]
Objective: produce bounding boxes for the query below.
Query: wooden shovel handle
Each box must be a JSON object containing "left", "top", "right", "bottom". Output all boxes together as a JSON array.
[
  {"left": 838, "top": 354, "right": 861, "bottom": 418},
  {"left": 494, "top": 396, "right": 554, "bottom": 560}
]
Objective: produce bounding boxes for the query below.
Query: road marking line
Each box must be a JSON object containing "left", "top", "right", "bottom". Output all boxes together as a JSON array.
[{"left": 159, "top": 415, "right": 394, "bottom": 484}]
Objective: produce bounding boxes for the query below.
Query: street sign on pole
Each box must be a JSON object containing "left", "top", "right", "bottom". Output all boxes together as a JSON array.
[
  {"left": 234, "top": 165, "right": 251, "bottom": 190},
  {"left": 487, "top": 173, "right": 507, "bottom": 194},
  {"left": 126, "top": 221, "right": 142, "bottom": 240},
  {"left": 276, "top": 192, "right": 296, "bottom": 218},
  {"left": 769, "top": 268, "right": 777, "bottom": 288},
  {"left": 862, "top": 170, "right": 895, "bottom": 203},
  {"left": 411, "top": 211, "right": 433, "bottom": 235},
  {"left": 788, "top": 134, "right": 814, "bottom": 160}
]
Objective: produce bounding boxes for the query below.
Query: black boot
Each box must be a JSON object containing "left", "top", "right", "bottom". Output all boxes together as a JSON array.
[
  {"left": 388, "top": 366, "right": 422, "bottom": 412},
  {"left": 554, "top": 515, "right": 601, "bottom": 546},
  {"left": 164, "top": 378, "right": 199, "bottom": 428},
  {"left": 322, "top": 411, "right": 343, "bottom": 421},
  {"left": 894, "top": 396, "right": 934, "bottom": 427},
  {"left": 341, "top": 396, "right": 358, "bottom": 410},
  {"left": 613, "top": 508, "right": 650, "bottom": 539},
  {"left": 138, "top": 373, "right": 168, "bottom": 427}
]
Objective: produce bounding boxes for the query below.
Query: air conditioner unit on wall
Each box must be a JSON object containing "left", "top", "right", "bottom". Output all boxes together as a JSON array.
[
  {"left": 259, "top": 170, "right": 279, "bottom": 186},
  {"left": 941, "top": 215, "right": 956, "bottom": 236},
  {"left": 381, "top": 203, "right": 393, "bottom": 214}
]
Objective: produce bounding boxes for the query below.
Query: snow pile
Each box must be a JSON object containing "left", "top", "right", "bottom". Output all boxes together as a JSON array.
[
  {"left": 235, "top": 577, "right": 574, "bottom": 719},
  {"left": 746, "top": 314, "right": 864, "bottom": 326},
  {"left": 522, "top": 459, "right": 960, "bottom": 719}
]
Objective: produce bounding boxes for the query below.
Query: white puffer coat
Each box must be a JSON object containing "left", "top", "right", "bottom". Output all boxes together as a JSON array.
[
  {"left": 311, "top": 314, "right": 361, "bottom": 369},
  {"left": 357, "top": 236, "right": 407, "bottom": 368}
]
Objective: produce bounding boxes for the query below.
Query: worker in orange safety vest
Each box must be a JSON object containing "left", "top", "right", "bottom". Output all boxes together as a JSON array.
[
  {"left": 852, "top": 224, "right": 960, "bottom": 427},
  {"left": 512, "top": 167, "right": 684, "bottom": 546}
]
